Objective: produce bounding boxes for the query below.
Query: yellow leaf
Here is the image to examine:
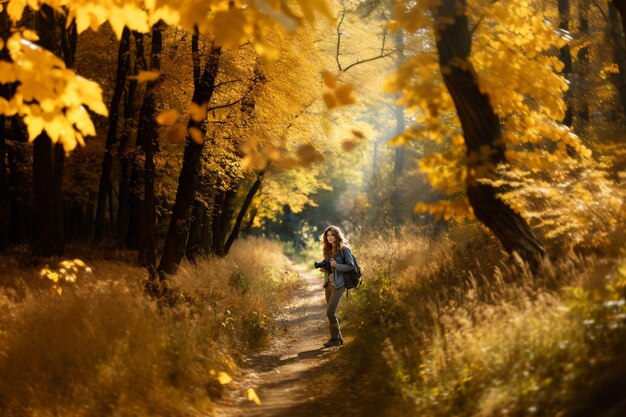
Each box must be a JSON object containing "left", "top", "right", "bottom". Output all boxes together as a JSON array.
[
  {"left": 129, "top": 71, "right": 160, "bottom": 83},
  {"left": 322, "top": 92, "right": 336, "bottom": 109},
  {"left": 166, "top": 122, "right": 187, "bottom": 143},
  {"left": 156, "top": 109, "right": 179, "bottom": 126},
  {"left": 188, "top": 127, "right": 204, "bottom": 144},
  {"left": 341, "top": 140, "right": 358, "bottom": 152},
  {"left": 213, "top": 9, "right": 247, "bottom": 48},
  {"left": 189, "top": 102, "right": 208, "bottom": 122},
  {"left": 22, "top": 29, "right": 39, "bottom": 41},
  {"left": 335, "top": 84, "right": 355, "bottom": 105},
  {"left": 296, "top": 144, "right": 324, "bottom": 167},
  {"left": 122, "top": 4, "right": 150, "bottom": 34},
  {"left": 274, "top": 157, "right": 300, "bottom": 171},
  {"left": 0, "top": 61, "right": 16, "bottom": 83},
  {"left": 247, "top": 388, "right": 261, "bottom": 405},
  {"left": 352, "top": 129, "right": 365, "bottom": 139},
  {"left": 322, "top": 70, "right": 337, "bottom": 89},
  {"left": 217, "top": 371, "right": 232, "bottom": 385},
  {"left": 7, "top": 0, "right": 30, "bottom": 22},
  {"left": 24, "top": 114, "right": 44, "bottom": 141},
  {"left": 56, "top": 286, "right": 63, "bottom": 296}
]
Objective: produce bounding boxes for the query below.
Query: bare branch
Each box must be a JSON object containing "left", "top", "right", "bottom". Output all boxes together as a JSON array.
[
  {"left": 469, "top": 15, "right": 484, "bottom": 37},
  {"left": 342, "top": 49, "right": 396, "bottom": 73},
  {"left": 207, "top": 72, "right": 260, "bottom": 112},
  {"left": 336, "top": 7, "right": 346, "bottom": 72},
  {"left": 215, "top": 79, "right": 244, "bottom": 89}
]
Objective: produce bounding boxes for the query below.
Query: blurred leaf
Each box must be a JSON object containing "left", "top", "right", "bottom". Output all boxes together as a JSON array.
[
  {"left": 213, "top": 9, "right": 247, "bottom": 48},
  {"left": 296, "top": 144, "right": 324, "bottom": 167},
  {"left": 129, "top": 70, "right": 160, "bottom": 83},
  {"left": 322, "top": 92, "right": 336, "bottom": 109},
  {"left": 189, "top": 102, "right": 208, "bottom": 122},
  {"left": 156, "top": 109, "right": 179, "bottom": 126},
  {"left": 166, "top": 122, "right": 187, "bottom": 143},
  {"left": 341, "top": 140, "right": 358, "bottom": 151},
  {"left": 352, "top": 129, "right": 365, "bottom": 139},
  {"left": 188, "top": 127, "right": 204, "bottom": 144},
  {"left": 322, "top": 70, "right": 337, "bottom": 89},
  {"left": 335, "top": 84, "right": 355, "bottom": 105}
]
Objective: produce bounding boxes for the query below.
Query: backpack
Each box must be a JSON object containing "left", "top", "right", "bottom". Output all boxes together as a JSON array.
[{"left": 341, "top": 247, "right": 362, "bottom": 290}]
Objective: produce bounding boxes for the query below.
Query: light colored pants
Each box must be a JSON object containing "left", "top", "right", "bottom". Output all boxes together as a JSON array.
[{"left": 325, "top": 284, "right": 345, "bottom": 339}]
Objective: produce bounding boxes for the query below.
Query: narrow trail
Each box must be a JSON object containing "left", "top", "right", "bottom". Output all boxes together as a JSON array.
[{"left": 214, "top": 264, "right": 341, "bottom": 417}]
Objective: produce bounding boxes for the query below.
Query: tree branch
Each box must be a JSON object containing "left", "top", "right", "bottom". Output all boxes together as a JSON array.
[
  {"left": 342, "top": 50, "right": 396, "bottom": 72},
  {"left": 207, "top": 80, "right": 256, "bottom": 112},
  {"left": 336, "top": 7, "right": 346, "bottom": 71}
]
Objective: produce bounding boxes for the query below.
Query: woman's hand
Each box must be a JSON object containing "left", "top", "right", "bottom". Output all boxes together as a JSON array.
[{"left": 330, "top": 259, "right": 337, "bottom": 268}]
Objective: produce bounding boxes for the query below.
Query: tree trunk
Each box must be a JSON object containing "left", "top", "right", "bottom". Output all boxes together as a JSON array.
[
  {"left": 94, "top": 27, "right": 131, "bottom": 240},
  {"left": 185, "top": 199, "right": 210, "bottom": 262},
  {"left": 609, "top": 2, "right": 626, "bottom": 120},
  {"left": 0, "top": 116, "right": 9, "bottom": 249},
  {"left": 433, "top": 0, "right": 546, "bottom": 266},
  {"left": 116, "top": 32, "right": 142, "bottom": 241},
  {"left": 242, "top": 207, "right": 258, "bottom": 235},
  {"left": 137, "top": 23, "right": 164, "bottom": 267},
  {"left": 224, "top": 171, "right": 265, "bottom": 254},
  {"left": 577, "top": 4, "right": 590, "bottom": 127},
  {"left": 157, "top": 43, "right": 221, "bottom": 276},
  {"left": 31, "top": 6, "right": 72, "bottom": 257},
  {"left": 559, "top": 0, "right": 573, "bottom": 127},
  {"left": 391, "top": 30, "right": 406, "bottom": 229},
  {"left": 125, "top": 33, "right": 148, "bottom": 249},
  {"left": 32, "top": 136, "right": 64, "bottom": 256},
  {"left": 613, "top": 1, "right": 626, "bottom": 53},
  {"left": 7, "top": 118, "right": 29, "bottom": 243}
]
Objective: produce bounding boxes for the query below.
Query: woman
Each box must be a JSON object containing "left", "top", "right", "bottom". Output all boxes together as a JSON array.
[{"left": 319, "top": 225, "right": 356, "bottom": 347}]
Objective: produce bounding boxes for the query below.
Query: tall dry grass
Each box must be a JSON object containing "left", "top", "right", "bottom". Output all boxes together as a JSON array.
[
  {"left": 0, "top": 237, "right": 298, "bottom": 417},
  {"left": 342, "top": 224, "right": 626, "bottom": 417}
]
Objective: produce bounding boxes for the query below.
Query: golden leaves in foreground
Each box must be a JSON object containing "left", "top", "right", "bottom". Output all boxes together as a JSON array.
[
  {"left": 341, "top": 129, "right": 366, "bottom": 152},
  {"left": 321, "top": 70, "right": 356, "bottom": 109},
  {"left": 3, "top": 0, "right": 332, "bottom": 151},
  {"left": 0, "top": 32, "right": 108, "bottom": 152},
  {"left": 296, "top": 144, "right": 325, "bottom": 167},
  {"left": 156, "top": 109, "right": 179, "bottom": 126},
  {"left": 39, "top": 258, "right": 92, "bottom": 295},
  {"left": 157, "top": 107, "right": 207, "bottom": 144},
  {"left": 166, "top": 122, "right": 188, "bottom": 143}
]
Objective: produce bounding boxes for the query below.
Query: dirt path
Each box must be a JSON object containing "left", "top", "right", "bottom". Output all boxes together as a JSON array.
[{"left": 214, "top": 265, "right": 340, "bottom": 417}]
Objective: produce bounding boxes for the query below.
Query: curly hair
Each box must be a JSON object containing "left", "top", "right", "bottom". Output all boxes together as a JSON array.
[{"left": 320, "top": 225, "right": 349, "bottom": 259}]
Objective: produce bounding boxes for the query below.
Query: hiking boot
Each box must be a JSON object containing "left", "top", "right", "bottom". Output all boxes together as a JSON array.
[{"left": 323, "top": 337, "right": 344, "bottom": 347}]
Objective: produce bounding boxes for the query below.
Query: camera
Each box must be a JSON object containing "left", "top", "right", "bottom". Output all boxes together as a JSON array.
[{"left": 314, "top": 258, "right": 331, "bottom": 270}]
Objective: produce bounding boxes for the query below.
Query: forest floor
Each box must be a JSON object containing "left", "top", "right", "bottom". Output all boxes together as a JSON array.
[{"left": 214, "top": 265, "right": 354, "bottom": 417}]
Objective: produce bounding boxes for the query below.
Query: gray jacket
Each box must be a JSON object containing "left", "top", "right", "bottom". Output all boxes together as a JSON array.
[{"left": 323, "top": 246, "right": 356, "bottom": 289}]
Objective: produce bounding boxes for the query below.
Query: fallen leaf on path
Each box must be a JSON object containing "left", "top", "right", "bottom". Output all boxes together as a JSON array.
[
  {"left": 218, "top": 371, "right": 232, "bottom": 385},
  {"left": 247, "top": 388, "right": 261, "bottom": 405}
]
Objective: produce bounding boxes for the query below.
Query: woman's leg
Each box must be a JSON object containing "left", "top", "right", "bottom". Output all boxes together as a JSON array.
[{"left": 326, "top": 285, "right": 345, "bottom": 340}]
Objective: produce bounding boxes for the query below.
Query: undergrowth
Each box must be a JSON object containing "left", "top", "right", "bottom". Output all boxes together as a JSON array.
[
  {"left": 0, "top": 237, "right": 298, "bottom": 417},
  {"left": 342, "top": 224, "right": 626, "bottom": 417}
]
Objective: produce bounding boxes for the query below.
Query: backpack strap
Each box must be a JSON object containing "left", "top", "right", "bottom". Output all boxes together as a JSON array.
[{"left": 340, "top": 246, "right": 353, "bottom": 267}]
